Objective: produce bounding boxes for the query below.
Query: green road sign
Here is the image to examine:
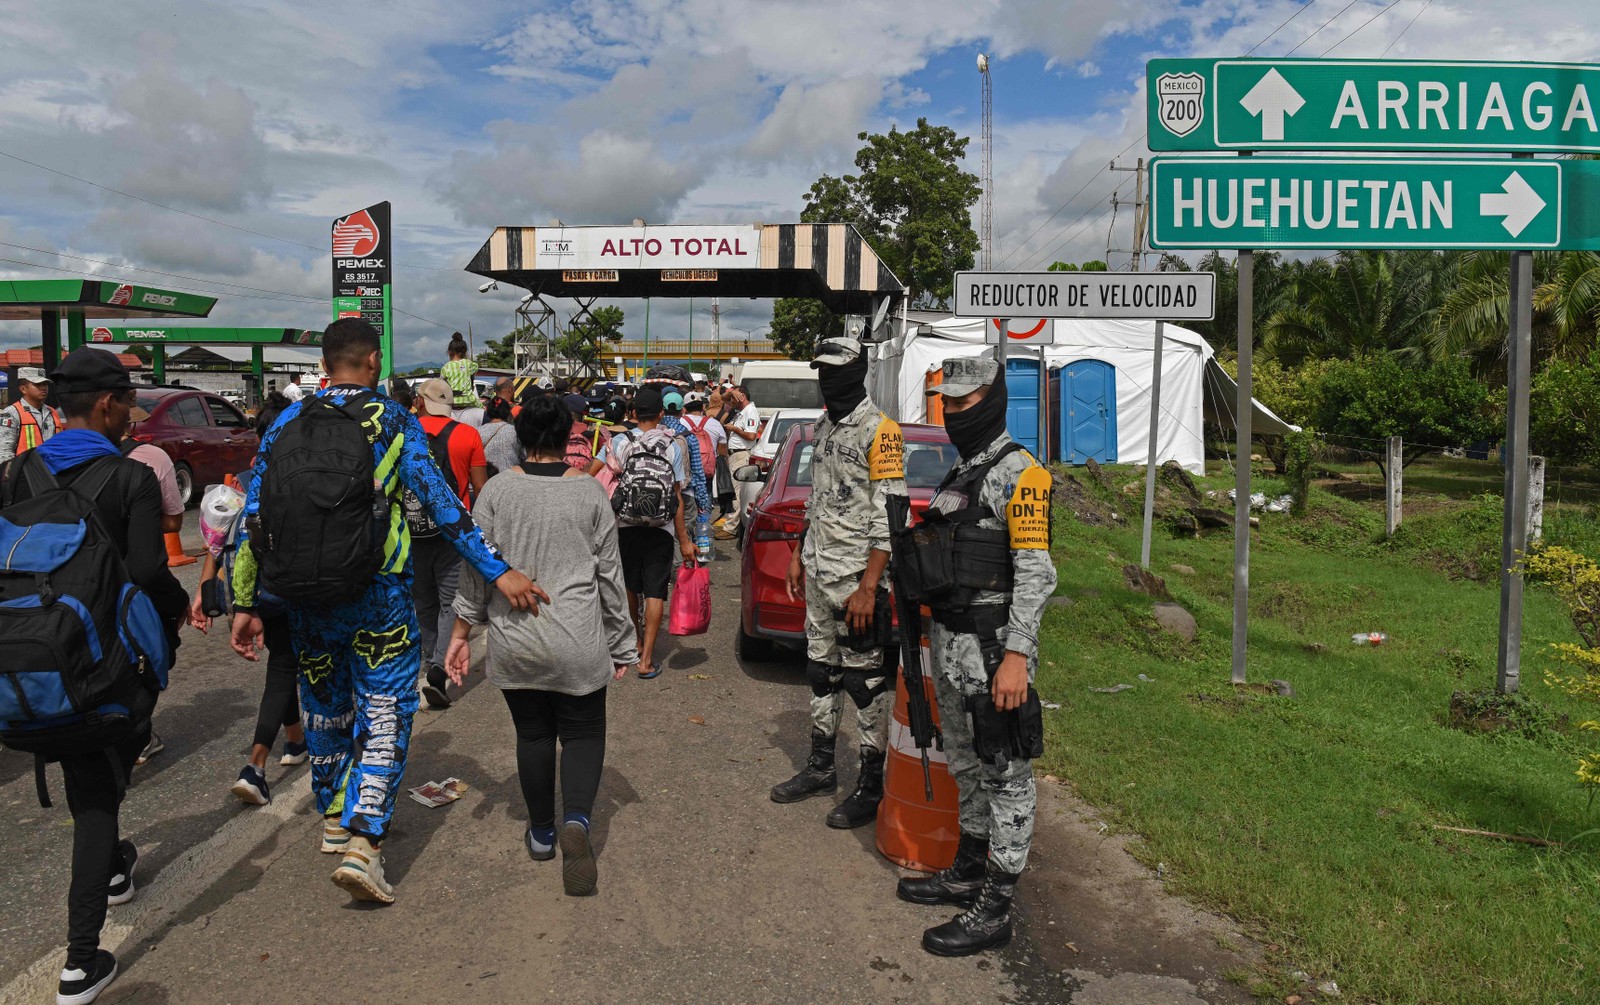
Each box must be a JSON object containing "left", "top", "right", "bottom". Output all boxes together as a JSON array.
[
  {"left": 1149, "top": 58, "right": 1600, "bottom": 153},
  {"left": 1146, "top": 156, "right": 1600, "bottom": 251},
  {"left": 87, "top": 327, "right": 322, "bottom": 346}
]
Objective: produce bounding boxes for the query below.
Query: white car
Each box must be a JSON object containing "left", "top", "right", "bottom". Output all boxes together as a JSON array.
[{"left": 736, "top": 407, "right": 822, "bottom": 519}]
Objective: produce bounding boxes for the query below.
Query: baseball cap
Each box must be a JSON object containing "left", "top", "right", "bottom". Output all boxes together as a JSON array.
[
  {"left": 662, "top": 389, "right": 684, "bottom": 413},
  {"left": 563, "top": 392, "right": 589, "bottom": 415},
  {"left": 633, "top": 385, "right": 664, "bottom": 419},
  {"left": 926, "top": 356, "right": 1001, "bottom": 398},
  {"left": 50, "top": 348, "right": 134, "bottom": 395},
  {"left": 602, "top": 396, "right": 627, "bottom": 424},
  {"left": 811, "top": 335, "right": 863, "bottom": 368},
  {"left": 16, "top": 366, "right": 47, "bottom": 385},
  {"left": 416, "top": 378, "right": 453, "bottom": 417}
]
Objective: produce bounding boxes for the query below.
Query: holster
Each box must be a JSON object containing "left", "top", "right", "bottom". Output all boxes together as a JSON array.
[
  {"left": 833, "top": 588, "right": 894, "bottom": 652},
  {"left": 965, "top": 687, "right": 1046, "bottom": 767}
]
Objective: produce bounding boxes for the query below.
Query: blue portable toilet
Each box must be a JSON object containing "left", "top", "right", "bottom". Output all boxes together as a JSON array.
[
  {"left": 1004, "top": 357, "right": 1041, "bottom": 457},
  {"left": 1059, "top": 359, "right": 1117, "bottom": 464}
]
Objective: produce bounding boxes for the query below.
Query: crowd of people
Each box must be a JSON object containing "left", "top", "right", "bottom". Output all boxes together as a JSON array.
[{"left": 1, "top": 318, "right": 1053, "bottom": 1004}]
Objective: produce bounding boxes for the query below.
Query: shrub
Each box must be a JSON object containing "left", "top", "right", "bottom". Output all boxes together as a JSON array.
[
  {"left": 1520, "top": 544, "right": 1600, "bottom": 788},
  {"left": 1306, "top": 353, "right": 1499, "bottom": 473},
  {"left": 1529, "top": 350, "right": 1600, "bottom": 467}
]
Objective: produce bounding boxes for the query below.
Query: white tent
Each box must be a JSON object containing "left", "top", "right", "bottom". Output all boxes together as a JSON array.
[{"left": 868, "top": 315, "right": 1295, "bottom": 475}]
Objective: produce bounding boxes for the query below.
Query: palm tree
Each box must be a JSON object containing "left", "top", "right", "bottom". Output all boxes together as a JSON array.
[
  {"left": 1429, "top": 251, "right": 1600, "bottom": 377},
  {"left": 1263, "top": 250, "right": 1444, "bottom": 366}
]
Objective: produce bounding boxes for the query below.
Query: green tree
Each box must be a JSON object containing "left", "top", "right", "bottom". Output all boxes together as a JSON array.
[
  {"left": 1047, "top": 260, "right": 1108, "bottom": 272},
  {"left": 1530, "top": 349, "right": 1600, "bottom": 466},
  {"left": 1264, "top": 250, "right": 1447, "bottom": 366},
  {"left": 559, "top": 305, "right": 625, "bottom": 369},
  {"left": 769, "top": 117, "right": 981, "bottom": 359},
  {"left": 1307, "top": 353, "right": 1499, "bottom": 472},
  {"left": 476, "top": 334, "right": 517, "bottom": 369}
]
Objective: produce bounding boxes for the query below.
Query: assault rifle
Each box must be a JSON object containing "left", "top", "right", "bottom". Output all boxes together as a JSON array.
[{"left": 886, "top": 494, "right": 941, "bottom": 800}]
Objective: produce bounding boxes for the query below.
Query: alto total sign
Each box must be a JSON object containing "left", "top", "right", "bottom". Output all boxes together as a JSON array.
[
  {"left": 1149, "top": 58, "right": 1600, "bottom": 153},
  {"left": 530, "top": 226, "right": 758, "bottom": 270}
]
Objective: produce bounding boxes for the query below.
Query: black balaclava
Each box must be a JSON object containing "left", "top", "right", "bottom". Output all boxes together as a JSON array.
[
  {"left": 818, "top": 355, "right": 869, "bottom": 423},
  {"left": 943, "top": 375, "right": 1009, "bottom": 460}
]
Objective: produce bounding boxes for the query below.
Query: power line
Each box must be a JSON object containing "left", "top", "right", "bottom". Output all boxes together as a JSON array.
[
  {"left": 1283, "top": 0, "right": 1362, "bottom": 54},
  {"left": 1244, "top": 0, "right": 1320, "bottom": 55},
  {"left": 1380, "top": 0, "right": 1432, "bottom": 56},
  {"left": 1321, "top": 0, "right": 1407, "bottom": 55},
  {"left": 0, "top": 240, "right": 324, "bottom": 302}
]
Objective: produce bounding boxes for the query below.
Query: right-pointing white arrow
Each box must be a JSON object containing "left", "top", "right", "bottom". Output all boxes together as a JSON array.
[
  {"left": 1240, "top": 68, "right": 1305, "bottom": 142},
  {"left": 1480, "top": 171, "right": 1546, "bottom": 238}
]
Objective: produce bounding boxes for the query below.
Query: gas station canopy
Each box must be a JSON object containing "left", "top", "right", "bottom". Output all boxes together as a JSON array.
[
  {"left": 465, "top": 223, "right": 905, "bottom": 314},
  {"left": 88, "top": 327, "right": 322, "bottom": 346},
  {"left": 0, "top": 279, "right": 216, "bottom": 321}
]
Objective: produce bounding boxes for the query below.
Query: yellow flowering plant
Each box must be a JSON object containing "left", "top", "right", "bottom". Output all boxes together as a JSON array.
[{"left": 1520, "top": 544, "right": 1600, "bottom": 787}]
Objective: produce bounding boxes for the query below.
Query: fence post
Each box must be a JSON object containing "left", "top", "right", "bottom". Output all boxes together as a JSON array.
[
  {"left": 1385, "top": 436, "right": 1403, "bottom": 537},
  {"left": 1528, "top": 455, "right": 1546, "bottom": 542}
]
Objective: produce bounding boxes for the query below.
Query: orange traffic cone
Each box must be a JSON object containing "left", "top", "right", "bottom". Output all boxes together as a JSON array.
[
  {"left": 165, "top": 531, "right": 195, "bottom": 567},
  {"left": 876, "top": 641, "right": 962, "bottom": 873}
]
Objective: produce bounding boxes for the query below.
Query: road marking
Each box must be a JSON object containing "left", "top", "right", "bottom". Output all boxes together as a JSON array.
[{"left": 0, "top": 785, "right": 314, "bottom": 1005}]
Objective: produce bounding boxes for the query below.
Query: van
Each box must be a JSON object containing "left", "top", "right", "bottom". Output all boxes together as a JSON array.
[{"left": 729, "top": 360, "right": 822, "bottom": 417}]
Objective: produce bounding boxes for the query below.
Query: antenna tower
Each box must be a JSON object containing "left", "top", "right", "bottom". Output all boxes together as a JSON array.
[{"left": 978, "top": 53, "right": 993, "bottom": 270}]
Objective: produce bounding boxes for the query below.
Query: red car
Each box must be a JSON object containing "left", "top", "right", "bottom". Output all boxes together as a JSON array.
[
  {"left": 129, "top": 388, "right": 260, "bottom": 507},
  {"left": 736, "top": 422, "right": 959, "bottom": 661}
]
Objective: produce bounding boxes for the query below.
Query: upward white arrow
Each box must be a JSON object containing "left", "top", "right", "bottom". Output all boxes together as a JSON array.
[
  {"left": 1480, "top": 171, "right": 1547, "bottom": 238},
  {"left": 1240, "top": 69, "right": 1305, "bottom": 142}
]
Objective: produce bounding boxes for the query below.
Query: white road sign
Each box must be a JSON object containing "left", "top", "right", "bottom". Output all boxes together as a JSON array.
[{"left": 954, "top": 271, "right": 1217, "bottom": 321}]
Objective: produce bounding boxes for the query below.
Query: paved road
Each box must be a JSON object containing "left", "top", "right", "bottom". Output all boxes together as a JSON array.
[{"left": 0, "top": 526, "right": 1257, "bottom": 1004}]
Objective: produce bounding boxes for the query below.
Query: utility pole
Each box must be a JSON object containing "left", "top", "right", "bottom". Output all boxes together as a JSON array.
[
  {"left": 711, "top": 298, "right": 721, "bottom": 369},
  {"left": 978, "top": 54, "right": 993, "bottom": 270},
  {"left": 1107, "top": 157, "right": 1148, "bottom": 271}
]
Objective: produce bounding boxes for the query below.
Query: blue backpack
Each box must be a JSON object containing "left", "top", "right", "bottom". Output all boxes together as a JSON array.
[{"left": 0, "top": 453, "right": 172, "bottom": 802}]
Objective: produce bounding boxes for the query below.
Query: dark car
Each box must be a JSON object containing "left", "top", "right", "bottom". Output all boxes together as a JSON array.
[
  {"left": 735, "top": 422, "right": 958, "bottom": 661},
  {"left": 129, "top": 388, "right": 259, "bottom": 507}
]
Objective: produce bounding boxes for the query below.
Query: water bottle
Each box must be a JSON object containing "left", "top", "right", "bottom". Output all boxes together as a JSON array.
[{"left": 695, "top": 514, "right": 712, "bottom": 564}]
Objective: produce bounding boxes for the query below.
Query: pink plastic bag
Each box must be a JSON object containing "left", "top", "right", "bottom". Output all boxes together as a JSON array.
[{"left": 668, "top": 562, "right": 711, "bottom": 636}]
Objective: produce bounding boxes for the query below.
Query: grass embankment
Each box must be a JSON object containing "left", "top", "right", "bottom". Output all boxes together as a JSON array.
[{"left": 1034, "top": 456, "right": 1600, "bottom": 1005}]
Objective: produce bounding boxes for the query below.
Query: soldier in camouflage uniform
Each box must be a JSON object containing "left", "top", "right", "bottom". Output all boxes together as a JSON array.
[
  {"left": 895, "top": 356, "right": 1055, "bottom": 957},
  {"left": 771, "top": 334, "right": 908, "bottom": 829}
]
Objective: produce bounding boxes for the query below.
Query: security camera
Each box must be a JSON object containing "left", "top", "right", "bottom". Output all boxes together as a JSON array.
[
  {"left": 519, "top": 293, "right": 535, "bottom": 306},
  {"left": 478, "top": 281, "right": 499, "bottom": 293}
]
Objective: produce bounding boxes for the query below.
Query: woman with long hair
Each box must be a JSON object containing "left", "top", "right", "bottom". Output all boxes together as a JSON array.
[{"left": 446, "top": 395, "right": 637, "bottom": 895}]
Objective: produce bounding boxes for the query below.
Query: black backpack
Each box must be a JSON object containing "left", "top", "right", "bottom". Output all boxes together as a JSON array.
[
  {"left": 0, "top": 454, "right": 172, "bottom": 781},
  {"left": 253, "top": 393, "right": 389, "bottom": 608},
  {"left": 401, "top": 419, "right": 461, "bottom": 538}
]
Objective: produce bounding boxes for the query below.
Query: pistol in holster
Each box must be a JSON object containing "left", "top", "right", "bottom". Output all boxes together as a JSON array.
[{"left": 965, "top": 632, "right": 1045, "bottom": 767}]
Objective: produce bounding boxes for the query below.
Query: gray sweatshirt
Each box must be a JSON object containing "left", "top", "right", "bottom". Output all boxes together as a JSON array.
[{"left": 454, "top": 466, "right": 638, "bottom": 694}]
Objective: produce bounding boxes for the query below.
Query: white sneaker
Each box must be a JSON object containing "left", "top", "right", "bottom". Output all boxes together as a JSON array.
[
  {"left": 331, "top": 835, "right": 395, "bottom": 904},
  {"left": 320, "top": 818, "right": 351, "bottom": 854}
]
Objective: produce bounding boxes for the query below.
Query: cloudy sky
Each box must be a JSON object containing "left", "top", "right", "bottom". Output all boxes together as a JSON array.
[{"left": 0, "top": 0, "right": 1594, "bottom": 368}]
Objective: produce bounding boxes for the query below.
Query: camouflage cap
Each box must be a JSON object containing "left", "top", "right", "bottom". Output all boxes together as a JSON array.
[
  {"left": 811, "top": 335, "right": 863, "bottom": 368},
  {"left": 927, "top": 355, "right": 1001, "bottom": 397}
]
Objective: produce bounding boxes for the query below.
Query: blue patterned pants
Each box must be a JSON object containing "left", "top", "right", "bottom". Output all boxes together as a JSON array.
[{"left": 287, "top": 575, "right": 421, "bottom": 842}]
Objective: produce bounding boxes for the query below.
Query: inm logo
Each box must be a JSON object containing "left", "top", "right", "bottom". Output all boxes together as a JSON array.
[{"left": 540, "top": 239, "right": 573, "bottom": 256}]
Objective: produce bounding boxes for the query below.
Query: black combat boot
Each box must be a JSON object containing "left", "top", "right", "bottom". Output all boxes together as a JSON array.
[
  {"left": 920, "top": 863, "right": 1019, "bottom": 957},
  {"left": 896, "top": 831, "right": 990, "bottom": 906},
  {"left": 770, "top": 730, "right": 837, "bottom": 803},
  {"left": 825, "top": 747, "right": 885, "bottom": 829}
]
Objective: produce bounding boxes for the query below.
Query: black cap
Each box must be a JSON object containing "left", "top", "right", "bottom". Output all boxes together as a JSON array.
[
  {"left": 633, "top": 385, "right": 664, "bottom": 418},
  {"left": 602, "top": 396, "right": 627, "bottom": 424},
  {"left": 51, "top": 348, "right": 134, "bottom": 395}
]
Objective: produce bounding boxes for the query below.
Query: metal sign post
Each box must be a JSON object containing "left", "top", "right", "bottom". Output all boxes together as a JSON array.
[
  {"left": 1233, "top": 247, "right": 1253, "bottom": 686},
  {"left": 1498, "top": 245, "right": 1534, "bottom": 694},
  {"left": 1140, "top": 321, "right": 1166, "bottom": 569}
]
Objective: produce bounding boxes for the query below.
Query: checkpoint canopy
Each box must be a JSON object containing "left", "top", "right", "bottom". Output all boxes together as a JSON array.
[
  {"left": 464, "top": 223, "right": 906, "bottom": 316},
  {"left": 0, "top": 278, "right": 217, "bottom": 372}
]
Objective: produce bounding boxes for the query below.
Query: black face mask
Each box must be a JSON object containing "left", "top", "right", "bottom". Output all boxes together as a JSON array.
[
  {"left": 818, "top": 356, "right": 868, "bottom": 422},
  {"left": 943, "top": 378, "right": 1008, "bottom": 459}
]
